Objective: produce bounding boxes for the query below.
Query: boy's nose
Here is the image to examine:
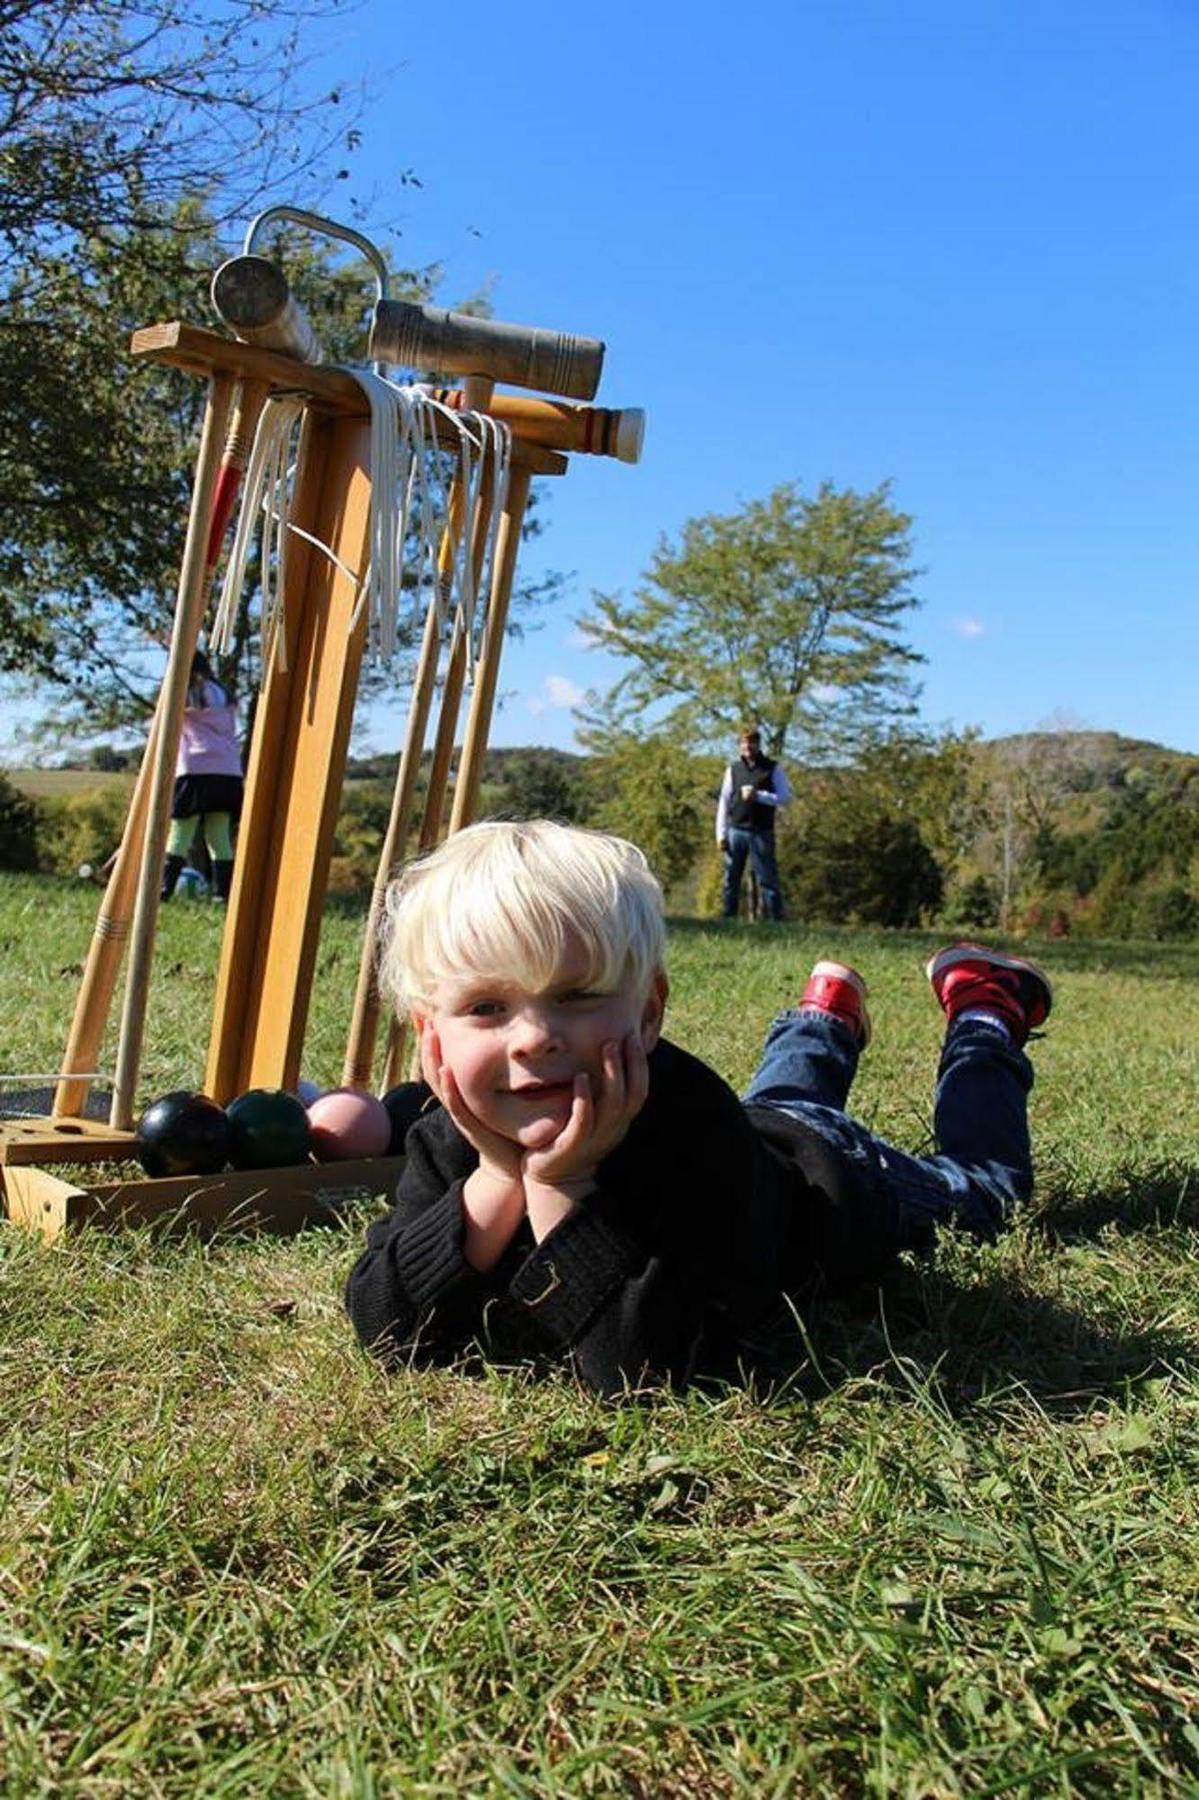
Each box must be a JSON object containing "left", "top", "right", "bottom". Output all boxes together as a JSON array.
[{"left": 511, "top": 1005, "right": 561, "bottom": 1053}]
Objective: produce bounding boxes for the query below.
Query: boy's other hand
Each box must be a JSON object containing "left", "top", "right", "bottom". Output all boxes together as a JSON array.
[{"left": 524, "top": 1030, "right": 648, "bottom": 1201}]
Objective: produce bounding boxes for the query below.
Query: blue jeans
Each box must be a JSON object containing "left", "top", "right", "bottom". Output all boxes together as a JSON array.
[
  {"left": 742, "top": 1010, "right": 1034, "bottom": 1240},
  {"left": 722, "top": 827, "right": 784, "bottom": 920}
]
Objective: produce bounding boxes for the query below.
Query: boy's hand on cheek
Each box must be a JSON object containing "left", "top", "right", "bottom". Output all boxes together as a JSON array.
[
  {"left": 523, "top": 1030, "right": 648, "bottom": 1204},
  {"left": 422, "top": 1026, "right": 523, "bottom": 1183}
]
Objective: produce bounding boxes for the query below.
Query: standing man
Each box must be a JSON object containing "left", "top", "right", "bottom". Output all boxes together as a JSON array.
[{"left": 716, "top": 725, "right": 791, "bottom": 920}]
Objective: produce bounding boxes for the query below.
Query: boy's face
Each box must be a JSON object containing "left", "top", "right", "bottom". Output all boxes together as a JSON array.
[{"left": 415, "top": 941, "right": 667, "bottom": 1152}]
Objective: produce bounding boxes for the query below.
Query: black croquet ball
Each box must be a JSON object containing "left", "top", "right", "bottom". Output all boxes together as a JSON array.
[
  {"left": 226, "top": 1088, "right": 312, "bottom": 1170},
  {"left": 135, "top": 1090, "right": 231, "bottom": 1178},
  {"left": 380, "top": 1080, "right": 433, "bottom": 1153}
]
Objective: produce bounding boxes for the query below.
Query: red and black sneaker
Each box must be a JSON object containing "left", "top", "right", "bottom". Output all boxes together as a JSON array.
[
  {"left": 799, "top": 960, "right": 872, "bottom": 1049},
  {"left": 925, "top": 943, "right": 1052, "bottom": 1048}
]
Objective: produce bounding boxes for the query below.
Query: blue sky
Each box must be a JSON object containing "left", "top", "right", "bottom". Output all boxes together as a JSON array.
[
  {"left": 9, "top": 0, "right": 1196, "bottom": 765},
  {"left": 298, "top": 0, "right": 1197, "bottom": 758}
]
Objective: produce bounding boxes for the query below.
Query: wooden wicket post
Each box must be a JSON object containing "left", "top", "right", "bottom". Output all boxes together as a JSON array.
[{"left": 109, "top": 373, "right": 236, "bottom": 1130}]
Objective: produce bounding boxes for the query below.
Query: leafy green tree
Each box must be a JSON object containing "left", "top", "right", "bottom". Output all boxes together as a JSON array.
[
  {"left": 776, "top": 768, "right": 943, "bottom": 927},
  {"left": 0, "top": 1, "right": 356, "bottom": 273},
  {"left": 1, "top": 0, "right": 360, "bottom": 723},
  {"left": 484, "top": 750, "right": 588, "bottom": 823},
  {"left": 578, "top": 481, "right": 923, "bottom": 760},
  {"left": 583, "top": 735, "right": 716, "bottom": 894},
  {"left": 0, "top": 771, "right": 40, "bottom": 870},
  {"left": 951, "top": 872, "right": 1001, "bottom": 930},
  {"left": 845, "top": 727, "right": 989, "bottom": 888}
]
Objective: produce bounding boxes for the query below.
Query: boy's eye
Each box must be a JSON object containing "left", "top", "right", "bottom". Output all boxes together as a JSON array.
[
  {"left": 561, "top": 988, "right": 604, "bottom": 1003},
  {"left": 466, "top": 998, "right": 505, "bottom": 1018}
]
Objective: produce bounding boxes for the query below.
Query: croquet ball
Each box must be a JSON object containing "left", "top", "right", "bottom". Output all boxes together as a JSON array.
[
  {"left": 226, "top": 1088, "right": 312, "bottom": 1169},
  {"left": 135, "top": 1090, "right": 231, "bottom": 1178},
  {"left": 381, "top": 1080, "right": 433, "bottom": 1153},
  {"left": 294, "top": 1077, "right": 323, "bottom": 1107},
  {"left": 306, "top": 1087, "right": 392, "bottom": 1161}
]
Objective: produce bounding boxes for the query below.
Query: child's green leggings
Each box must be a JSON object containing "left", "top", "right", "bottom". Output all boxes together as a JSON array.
[{"left": 167, "top": 812, "right": 234, "bottom": 861}]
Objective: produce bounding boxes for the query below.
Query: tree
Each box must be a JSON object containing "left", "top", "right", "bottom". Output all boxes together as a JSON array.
[
  {"left": 0, "top": 208, "right": 439, "bottom": 733},
  {"left": 583, "top": 735, "right": 715, "bottom": 894},
  {"left": 0, "top": 0, "right": 362, "bottom": 717},
  {"left": 776, "top": 774, "right": 943, "bottom": 928},
  {"left": 848, "top": 726, "right": 990, "bottom": 888},
  {"left": 0, "top": 1, "right": 357, "bottom": 273},
  {"left": 484, "top": 749, "right": 588, "bottom": 824},
  {"left": 1, "top": 6, "right": 565, "bottom": 749},
  {"left": 578, "top": 481, "right": 923, "bottom": 760}
]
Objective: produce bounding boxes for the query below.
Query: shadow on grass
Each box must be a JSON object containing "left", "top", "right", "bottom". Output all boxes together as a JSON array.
[
  {"left": 787, "top": 1250, "right": 1198, "bottom": 1417},
  {"left": 1029, "top": 1162, "right": 1199, "bottom": 1243}
]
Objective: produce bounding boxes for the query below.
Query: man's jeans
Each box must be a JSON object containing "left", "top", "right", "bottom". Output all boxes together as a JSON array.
[
  {"left": 742, "top": 1009, "right": 1034, "bottom": 1239},
  {"left": 722, "top": 826, "right": 784, "bottom": 920}
]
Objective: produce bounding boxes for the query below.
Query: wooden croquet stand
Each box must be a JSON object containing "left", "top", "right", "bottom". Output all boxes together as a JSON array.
[{"left": 0, "top": 315, "right": 613, "bottom": 1243}]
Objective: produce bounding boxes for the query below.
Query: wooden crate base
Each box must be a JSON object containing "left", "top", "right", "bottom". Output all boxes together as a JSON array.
[
  {"left": 2, "top": 1154, "right": 404, "bottom": 1243},
  {"left": 0, "top": 1114, "right": 137, "bottom": 1166}
]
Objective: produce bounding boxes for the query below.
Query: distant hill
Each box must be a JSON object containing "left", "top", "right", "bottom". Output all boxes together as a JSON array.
[
  {"left": 976, "top": 730, "right": 1199, "bottom": 835},
  {"left": 345, "top": 744, "right": 586, "bottom": 785},
  {"left": 983, "top": 729, "right": 1196, "bottom": 782}
]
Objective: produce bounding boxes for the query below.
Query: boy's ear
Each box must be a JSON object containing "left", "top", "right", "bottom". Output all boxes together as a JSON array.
[{"left": 640, "top": 971, "right": 669, "bottom": 1053}]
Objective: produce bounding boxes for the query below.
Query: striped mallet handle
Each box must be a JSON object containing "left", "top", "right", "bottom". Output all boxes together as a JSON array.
[{"left": 426, "top": 387, "right": 643, "bottom": 464}]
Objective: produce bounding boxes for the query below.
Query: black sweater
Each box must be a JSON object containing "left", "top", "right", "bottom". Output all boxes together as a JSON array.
[{"left": 345, "top": 1038, "right": 909, "bottom": 1397}]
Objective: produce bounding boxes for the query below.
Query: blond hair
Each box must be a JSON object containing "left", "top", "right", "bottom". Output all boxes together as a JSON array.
[{"left": 378, "top": 819, "right": 666, "bottom": 1015}]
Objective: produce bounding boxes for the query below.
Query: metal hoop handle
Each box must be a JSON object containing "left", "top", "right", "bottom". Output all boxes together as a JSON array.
[{"left": 244, "top": 205, "right": 389, "bottom": 301}]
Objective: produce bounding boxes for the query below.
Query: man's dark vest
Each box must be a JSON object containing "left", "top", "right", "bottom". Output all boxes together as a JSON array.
[{"left": 728, "top": 755, "right": 778, "bottom": 833}]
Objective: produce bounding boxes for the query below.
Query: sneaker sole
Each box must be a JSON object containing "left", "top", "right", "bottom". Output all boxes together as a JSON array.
[
  {"left": 805, "top": 961, "right": 872, "bottom": 1046},
  {"left": 810, "top": 959, "right": 868, "bottom": 999},
  {"left": 925, "top": 943, "right": 1052, "bottom": 1018}
]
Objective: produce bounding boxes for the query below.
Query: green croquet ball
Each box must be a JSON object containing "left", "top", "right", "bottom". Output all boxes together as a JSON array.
[{"left": 225, "top": 1088, "right": 312, "bottom": 1169}]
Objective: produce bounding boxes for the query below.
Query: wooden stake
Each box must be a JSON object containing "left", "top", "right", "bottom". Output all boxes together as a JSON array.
[
  {"left": 340, "top": 480, "right": 470, "bottom": 1089},
  {"left": 109, "top": 373, "right": 236, "bottom": 1130},
  {"left": 448, "top": 466, "right": 533, "bottom": 832},
  {"left": 53, "top": 708, "right": 159, "bottom": 1117}
]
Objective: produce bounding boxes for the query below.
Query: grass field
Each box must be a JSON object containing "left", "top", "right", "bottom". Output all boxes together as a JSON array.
[
  {"left": 2, "top": 871, "right": 1198, "bottom": 1796},
  {"left": 4, "top": 768, "right": 134, "bottom": 800}
]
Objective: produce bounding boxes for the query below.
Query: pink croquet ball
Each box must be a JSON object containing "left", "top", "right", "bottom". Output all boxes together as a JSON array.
[{"left": 306, "top": 1088, "right": 392, "bottom": 1161}]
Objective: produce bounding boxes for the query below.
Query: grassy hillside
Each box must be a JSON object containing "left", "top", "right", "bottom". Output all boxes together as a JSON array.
[
  {"left": 4, "top": 766, "right": 133, "bottom": 799},
  {"left": 1, "top": 871, "right": 1197, "bottom": 1792}
]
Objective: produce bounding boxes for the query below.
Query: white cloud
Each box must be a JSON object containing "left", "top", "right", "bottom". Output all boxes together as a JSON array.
[
  {"left": 952, "top": 616, "right": 986, "bottom": 639},
  {"left": 527, "top": 696, "right": 546, "bottom": 716},
  {"left": 567, "top": 623, "right": 599, "bottom": 650},
  {"left": 810, "top": 681, "right": 840, "bottom": 704},
  {"left": 544, "top": 674, "right": 584, "bottom": 708}
]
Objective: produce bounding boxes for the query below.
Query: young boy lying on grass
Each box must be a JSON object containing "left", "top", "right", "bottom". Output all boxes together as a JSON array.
[{"left": 346, "top": 820, "right": 1052, "bottom": 1398}]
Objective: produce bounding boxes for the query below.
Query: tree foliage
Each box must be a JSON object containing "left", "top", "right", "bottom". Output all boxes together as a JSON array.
[
  {"left": 579, "top": 481, "right": 923, "bottom": 760},
  {"left": 583, "top": 735, "right": 716, "bottom": 895},
  {"left": 776, "top": 777, "right": 943, "bottom": 928},
  {"left": 0, "top": 0, "right": 356, "bottom": 273},
  {"left": 0, "top": 6, "right": 562, "bottom": 746},
  {"left": 0, "top": 209, "right": 440, "bottom": 736},
  {"left": 0, "top": 0, "right": 366, "bottom": 730}
]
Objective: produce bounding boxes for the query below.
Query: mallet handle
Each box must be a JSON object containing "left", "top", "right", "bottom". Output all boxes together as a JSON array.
[
  {"left": 448, "top": 467, "right": 534, "bottom": 832},
  {"left": 372, "top": 300, "right": 603, "bottom": 401},
  {"left": 340, "top": 477, "right": 473, "bottom": 1090},
  {"left": 427, "top": 388, "right": 643, "bottom": 463},
  {"left": 211, "top": 256, "right": 322, "bottom": 363},
  {"left": 53, "top": 708, "right": 160, "bottom": 1117},
  {"left": 110, "top": 373, "right": 236, "bottom": 1130}
]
